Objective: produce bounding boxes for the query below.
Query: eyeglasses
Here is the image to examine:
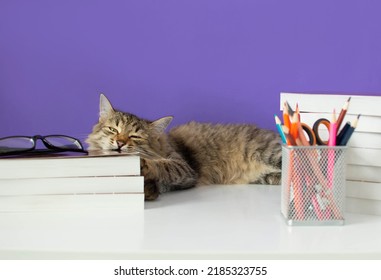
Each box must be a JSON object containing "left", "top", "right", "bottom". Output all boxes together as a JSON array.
[{"left": 0, "top": 135, "right": 87, "bottom": 156}]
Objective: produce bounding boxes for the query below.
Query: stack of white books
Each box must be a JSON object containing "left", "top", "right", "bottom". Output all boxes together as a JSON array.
[
  {"left": 281, "top": 92, "right": 381, "bottom": 215},
  {"left": 0, "top": 151, "right": 144, "bottom": 212}
]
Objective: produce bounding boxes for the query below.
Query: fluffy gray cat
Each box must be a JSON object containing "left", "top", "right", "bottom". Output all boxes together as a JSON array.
[{"left": 86, "top": 94, "right": 282, "bottom": 200}]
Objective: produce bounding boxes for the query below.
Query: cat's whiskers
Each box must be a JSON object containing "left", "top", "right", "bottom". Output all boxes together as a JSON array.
[{"left": 130, "top": 146, "right": 167, "bottom": 161}]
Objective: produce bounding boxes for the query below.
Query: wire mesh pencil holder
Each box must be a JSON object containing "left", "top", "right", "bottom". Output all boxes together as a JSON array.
[{"left": 281, "top": 145, "right": 347, "bottom": 226}]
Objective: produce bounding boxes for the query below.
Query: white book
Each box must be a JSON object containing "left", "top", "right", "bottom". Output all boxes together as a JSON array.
[
  {"left": 0, "top": 151, "right": 141, "bottom": 179},
  {"left": 347, "top": 147, "right": 381, "bottom": 167},
  {"left": 0, "top": 193, "right": 144, "bottom": 212},
  {"left": 280, "top": 92, "right": 381, "bottom": 116},
  {"left": 346, "top": 132, "right": 381, "bottom": 149},
  {"left": 305, "top": 131, "right": 381, "bottom": 149},
  {"left": 280, "top": 92, "right": 381, "bottom": 216},
  {"left": 0, "top": 176, "right": 144, "bottom": 196},
  {"left": 0, "top": 205, "right": 144, "bottom": 253},
  {"left": 347, "top": 165, "right": 381, "bottom": 183},
  {"left": 346, "top": 181, "right": 381, "bottom": 200},
  {"left": 298, "top": 113, "right": 381, "bottom": 134},
  {"left": 346, "top": 197, "right": 381, "bottom": 216}
]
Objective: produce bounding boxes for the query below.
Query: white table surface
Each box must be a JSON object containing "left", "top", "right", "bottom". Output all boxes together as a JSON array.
[{"left": 1, "top": 184, "right": 381, "bottom": 259}]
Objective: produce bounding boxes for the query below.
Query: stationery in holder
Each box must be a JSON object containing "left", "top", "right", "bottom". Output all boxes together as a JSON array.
[{"left": 281, "top": 145, "right": 347, "bottom": 226}]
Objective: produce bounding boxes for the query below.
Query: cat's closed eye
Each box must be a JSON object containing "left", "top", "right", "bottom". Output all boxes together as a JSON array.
[
  {"left": 108, "top": 127, "right": 118, "bottom": 133},
  {"left": 129, "top": 134, "right": 143, "bottom": 140}
]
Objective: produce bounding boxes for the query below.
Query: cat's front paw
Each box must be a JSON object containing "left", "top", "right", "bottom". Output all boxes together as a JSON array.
[
  {"left": 141, "top": 158, "right": 154, "bottom": 179},
  {"left": 144, "top": 180, "right": 160, "bottom": 201},
  {"left": 140, "top": 158, "right": 148, "bottom": 173}
]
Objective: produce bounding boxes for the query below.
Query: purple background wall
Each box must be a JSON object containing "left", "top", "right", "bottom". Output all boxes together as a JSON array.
[{"left": 1, "top": 1, "right": 381, "bottom": 146}]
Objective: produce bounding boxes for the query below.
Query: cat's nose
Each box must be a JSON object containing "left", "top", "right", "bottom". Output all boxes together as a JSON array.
[{"left": 116, "top": 140, "right": 127, "bottom": 148}]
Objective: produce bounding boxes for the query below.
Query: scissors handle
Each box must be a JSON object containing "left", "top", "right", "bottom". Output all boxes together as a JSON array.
[
  {"left": 312, "top": 118, "right": 331, "bottom": 145},
  {"left": 300, "top": 123, "right": 316, "bottom": 145}
]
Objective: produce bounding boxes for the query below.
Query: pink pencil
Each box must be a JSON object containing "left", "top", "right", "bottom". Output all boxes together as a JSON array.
[
  {"left": 327, "top": 109, "right": 337, "bottom": 191},
  {"left": 328, "top": 109, "right": 337, "bottom": 146}
]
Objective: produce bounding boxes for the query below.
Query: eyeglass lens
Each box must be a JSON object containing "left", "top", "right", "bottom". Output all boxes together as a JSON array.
[
  {"left": 0, "top": 135, "right": 84, "bottom": 155},
  {"left": 0, "top": 137, "right": 35, "bottom": 154},
  {"left": 44, "top": 136, "right": 83, "bottom": 150}
]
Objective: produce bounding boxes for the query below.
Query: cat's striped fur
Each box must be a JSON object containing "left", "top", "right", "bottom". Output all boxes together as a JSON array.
[{"left": 86, "top": 94, "right": 282, "bottom": 200}]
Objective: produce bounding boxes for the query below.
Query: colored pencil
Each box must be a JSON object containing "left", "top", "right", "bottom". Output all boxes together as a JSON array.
[
  {"left": 292, "top": 155, "right": 305, "bottom": 220},
  {"left": 327, "top": 109, "right": 337, "bottom": 192},
  {"left": 295, "top": 103, "right": 301, "bottom": 122},
  {"left": 337, "top": 114, "right": 361, "bottom": 146},
  {"left": 336, "top": 121, "right": 351, "bottom": 145},
  {"left": 274, "top": 114, "right": 287, "bottom": 144},
  {"left": 290, "top": 113, "right": 300, "bottom": 144},
  {"left": 282, "top": 126, "right": 296, "bottom": 146},
  {"left": 328, "top": 109, "right": 337, "bottom": 146},
  {"left": 336, "top": 97, "right": 351, "bottom": 134},
  {"left": 297, "top": 122, "right": 310, "bottom": 146},
  {"left": 282, "top": 102, "right": 291, "bottom": 130},
  {"left": 285, "top": 101, "right": 294, "bottom": 117},
  {"left": 311, "top": 195, "right": 324, "bottom": 220}
]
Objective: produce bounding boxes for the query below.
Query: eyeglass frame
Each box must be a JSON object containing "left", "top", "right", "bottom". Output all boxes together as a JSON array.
[{"left": 0, "top": 134, "right": 87, "bottom": 156}]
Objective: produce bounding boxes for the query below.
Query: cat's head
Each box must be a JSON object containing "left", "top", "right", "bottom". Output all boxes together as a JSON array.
[{"left": 86, "top": 94, "right": 173, "bottom": 152}]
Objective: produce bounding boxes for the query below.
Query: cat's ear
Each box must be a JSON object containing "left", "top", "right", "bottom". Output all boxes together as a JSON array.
[
  {"left": 151, "top": 116, "right": 173, "bottom": 133},
  {"left": 99, "top": 93, "right": 114, "bottom": 120}
]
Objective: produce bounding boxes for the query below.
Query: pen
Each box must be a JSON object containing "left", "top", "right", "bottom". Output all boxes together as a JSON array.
[{"left": 274, "top": 114, "right": 287, "bottom": 144}]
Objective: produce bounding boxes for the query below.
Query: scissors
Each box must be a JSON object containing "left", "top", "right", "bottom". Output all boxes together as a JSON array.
[
  {"left": 284, "top": 101, "right": 331, "bottom": 146},
  {"left": 300, "top": 118, "right": 331, "bottom": 146}
]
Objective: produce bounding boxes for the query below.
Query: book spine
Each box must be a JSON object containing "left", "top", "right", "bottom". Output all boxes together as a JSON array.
[
  {"left": 346, "top": 165, "right": 381, "bottom": 182},
  {"left": 0, "top": 193, "right": 144, "bottom": 212},
  {"left": 347, "top": 148, "right": 381, "bottom": 167},
  {"left": 347, "top": 181, "right": 381, "bottom": 200},
  {"left": 346, "top": 197, "right": 381, "bottom": 216},
  {"left": 298, "top": 113, "right": 381, "bottom": 134},
  {"left": 0, "top": 176, "right": 144, "bottom": 196},
  {"left": 0, "top": 156, "right": 141, "bottom": 179},
  {"left": 281, "top": 92, "right": 381, "bottom": 116}
]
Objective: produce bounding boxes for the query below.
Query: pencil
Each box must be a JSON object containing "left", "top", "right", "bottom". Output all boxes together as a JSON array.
[
  {"left": 297, "top": 122, "right": 311, "bottom": 146},
  {"left": 336, "top": 97, "right": 351, "bottom": 134},
  {"left": 327, "top": 109, "right": 337, "bottom": 192},
  {"left": 274, "top": 114, "right": 287, "bottom": 144},
  {"left": 290, "top": 113, "right": 299, "bottom": 143},
  {"left": 292, "top": 155, "right": 305, "bottom": 220},
  {"left": 295, "top": 103, "right": 301, "bottom": 122},
  {"left": 311, "top": 195, "right": 324, "bottom": 220},
  {"left": 282, "top": 125, "right": 296, "bottom": 146},
  {"left": 282, "top": 102, "right": 291, "bottom": 130},
  {"left": 285, "top": 101, "right": 294, "bottom": 116},
  {"left": 328, "top": 109, "right": 337, "bottom": 146},
  {"left": 337, "top": 114, "right": 361, "bottom": 146},
  {"left": 336, "top": 121, "right": 351, "bottom": 145}
]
